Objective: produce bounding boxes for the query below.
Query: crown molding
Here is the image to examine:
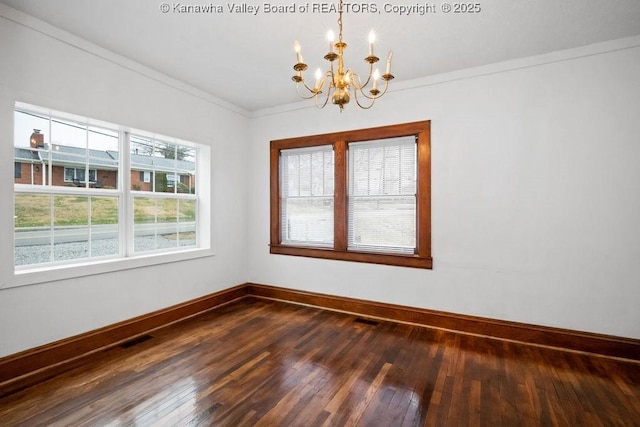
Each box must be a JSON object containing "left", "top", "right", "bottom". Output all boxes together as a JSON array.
[{"left": 251, "top": 34, "right": 640, "bottom": 118}]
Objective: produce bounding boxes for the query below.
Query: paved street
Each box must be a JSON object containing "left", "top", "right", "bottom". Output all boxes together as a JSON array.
[{"left": 14, "top": 222, "right": 197, "bottom": 266}]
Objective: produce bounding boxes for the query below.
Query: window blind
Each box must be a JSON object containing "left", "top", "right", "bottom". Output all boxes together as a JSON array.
[
  {"left": 280, "top": 145, "right": 334, "bottom": 246},
  {"left": 348, "top": 136, "right": 416, "bottom": 254}
]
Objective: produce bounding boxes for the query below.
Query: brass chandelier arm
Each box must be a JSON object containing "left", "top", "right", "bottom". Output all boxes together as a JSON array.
[
  {"left": 313, "top": 70, "right": 334, "bottom": 109},
  {"left": 351, "top": 83, "right": 378, "bottom": 109},
  {"left": 356, "top": 75, "right": 391, "bottom": 101},
  {"left": 354, "top": 72, "right": 373, "bottom": 92},
  {"left": 351, "top": 72, "right": 392, "bottom": 108},
  {"left": 295, "top": 82, "right": 319, "bottom": 100},
  {"left": 294, "top": 69, "right": 336, "bottom": 109},
  {"left": 353, "top": 97, "right": 376, "bottom": 109},
  {"left": 350, "top": 62, "right": 375, "bottom": 89},
  {"left": 301, "top": 78, "right": 319, "bottom": 95},
  {"left": 315, "top": 84, "right": 333, "bottom": 109}
]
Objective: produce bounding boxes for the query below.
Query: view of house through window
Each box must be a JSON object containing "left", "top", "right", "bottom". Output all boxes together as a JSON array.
[
  {"left": 13, "top": 104, "right": 202, "bottom": 269},
  {"left": 129, "top": 134, "right": 197, "bottom": 253}
]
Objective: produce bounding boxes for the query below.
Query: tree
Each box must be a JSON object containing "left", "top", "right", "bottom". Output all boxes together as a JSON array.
[
  {"left": 155, "top": 142, "right": 190, "bottom": 160},
  {"left": 132, "top": 140, "right": 190, "bottom": 160},
  {"left": 155, "top": 172, "right": 168, "bottom": 193}
]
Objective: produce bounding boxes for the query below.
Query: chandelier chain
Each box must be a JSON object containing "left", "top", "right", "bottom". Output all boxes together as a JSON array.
[{"left": 338, "top": 0, "right": 343, "bottom": 41}]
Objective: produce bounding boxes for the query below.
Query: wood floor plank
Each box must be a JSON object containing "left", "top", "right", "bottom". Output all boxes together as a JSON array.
[{"left": 1, "top": 298, "right": 639, "bottom": 426}]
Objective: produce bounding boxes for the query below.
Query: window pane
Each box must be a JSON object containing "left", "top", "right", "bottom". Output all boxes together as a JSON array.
[
  {"left": 177, "top": 146, "right": 196, "bottom": 194},
  {"left": 91, "top": 196, "right": 119, "bottom": 257},
  {"left": 88, "top": 126, "right": 118, "bottom": 189},
  {"left": 14, "top": 111, "right": 49, "bottom": 186},
  {"left": 130, "top": 138, "right": 196, "bottom": 194},
  {"left": 349, "top": 196, "right": 416, "bottom": 252},
  {"left": 154, "top": 141, "right": 177, "bottom": 194},
  {"left": 348, "top": 137, "right": 417, "bottom": 254},
  {"left": 154, "top": 172, "right": 170, "bottom": 193},
  {"left": 14, "top": 194, "right": 52, "bottom": 266},
  {"left": 53, "top": 195, "right": 89, "bottom": 262},
  {"left": 64, "top": 168, "right": 74, "bottom": 182},
  {"left": 178, "top": 199, "right": 197, "bottom": 247},
  {"left": 131, "top": 135, "right": 154, "bottom": 192},
  {"left": 157, "top": 198, "right": 178, "bottom": 249},
  {"left": 280, "top": 147, "right": 334, "bottom": 246},
  {"left": 282, "top": 197, "right": 334, "bottom": 245},
  {"left": 51, "top": 118, "right": 88, "bottom": 188},
  {"left": 133, "top": 197, "right": 182, "bottom": 252},
  {"left": 134, "top": 197, "right": 156, "bottom": 251}
]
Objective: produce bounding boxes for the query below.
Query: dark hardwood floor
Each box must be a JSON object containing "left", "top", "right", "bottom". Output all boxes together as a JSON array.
[{"left": 1, "top": 297, "right": 639, "bottom": 426}]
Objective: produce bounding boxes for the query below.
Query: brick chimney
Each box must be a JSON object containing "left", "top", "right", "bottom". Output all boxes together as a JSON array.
[{"left": 30, "top": 129, "right": 44, "bottom": 148}]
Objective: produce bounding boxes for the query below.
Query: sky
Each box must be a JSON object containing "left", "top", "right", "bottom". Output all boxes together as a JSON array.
[
  {"left": 14, "top": 110, "right": 196, "bottom": 162},
  {"left": 14, "top": 110, "right": 118, "bottom": 152}
]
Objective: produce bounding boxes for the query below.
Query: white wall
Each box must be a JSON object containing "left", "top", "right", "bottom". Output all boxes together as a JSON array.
[
  {"left": 0, "top": 9, "right": 250, "bottom": 357},
  {"left": 247, "top": 38, "right": 640, "bottom": 339}
]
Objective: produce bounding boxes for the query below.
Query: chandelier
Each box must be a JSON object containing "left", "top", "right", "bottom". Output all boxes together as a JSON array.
[{"left": 291, "top": 0, "right": 394, "bottom": 111}]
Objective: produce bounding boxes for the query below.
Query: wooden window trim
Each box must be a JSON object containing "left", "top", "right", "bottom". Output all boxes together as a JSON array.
[{"left": 270, "top": 121, "right": 432, "bottom": 269}]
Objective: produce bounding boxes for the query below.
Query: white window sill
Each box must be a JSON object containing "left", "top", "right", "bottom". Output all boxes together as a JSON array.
[{"left": 4, "top": 248, "right": 215, "bottom": 289}]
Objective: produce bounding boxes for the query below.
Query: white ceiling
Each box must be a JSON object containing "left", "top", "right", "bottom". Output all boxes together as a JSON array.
[{"left": 2, "top": 0, "right": 640, "bottom": 112}]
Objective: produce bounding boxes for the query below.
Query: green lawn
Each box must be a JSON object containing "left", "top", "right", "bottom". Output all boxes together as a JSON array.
[{"left": 15, "top": 194, "right": 196, "bottom": 227}]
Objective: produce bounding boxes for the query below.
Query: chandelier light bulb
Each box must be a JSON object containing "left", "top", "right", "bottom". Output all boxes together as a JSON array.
[
  {"left": 327, "top": 30, "right": 335, "bottom": 42},
  {"left": 294, "top": 40, "right": 302, "bottom": 63},
  {"left": 327, "top": 30, "right": 335, "bottom": 52},
  {"left": 368, "top": 30, "right": 375, "bottom": 55}
]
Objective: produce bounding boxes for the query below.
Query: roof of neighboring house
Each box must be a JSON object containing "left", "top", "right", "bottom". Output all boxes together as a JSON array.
[
  {"left": 14, "top": 144, "right": 194, "bottom": 173},
  {"left": 47, "top": 144, "right": 118, "bottom": 169},
  {"left": 14, "top": 147, "right": 41, "bottom": 162},
  {"left": 109, "top": 150, "right": 195, "bottom": 172}
]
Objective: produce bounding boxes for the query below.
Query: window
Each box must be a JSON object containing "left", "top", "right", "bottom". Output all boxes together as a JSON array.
[
  {"left": 130, "top": 135, "right": 197, "bottom": 252},
  {"left": 13, "top": 103, "right": 207, "bottom": 273},
  {"left": 348, "top": 136, "right": 417, "bottom": 254},
  {"left": 64, "top": 167, "right": 97, "bottom": 184},
  {"left": 14, "top": 162, "right": 22, "bottom": 179},
  {"left": 270, "top": 121, "right": 431, "bottom": 269},
  {"left": 280, "top": 145, "right": 334, "bottom": 247}
]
